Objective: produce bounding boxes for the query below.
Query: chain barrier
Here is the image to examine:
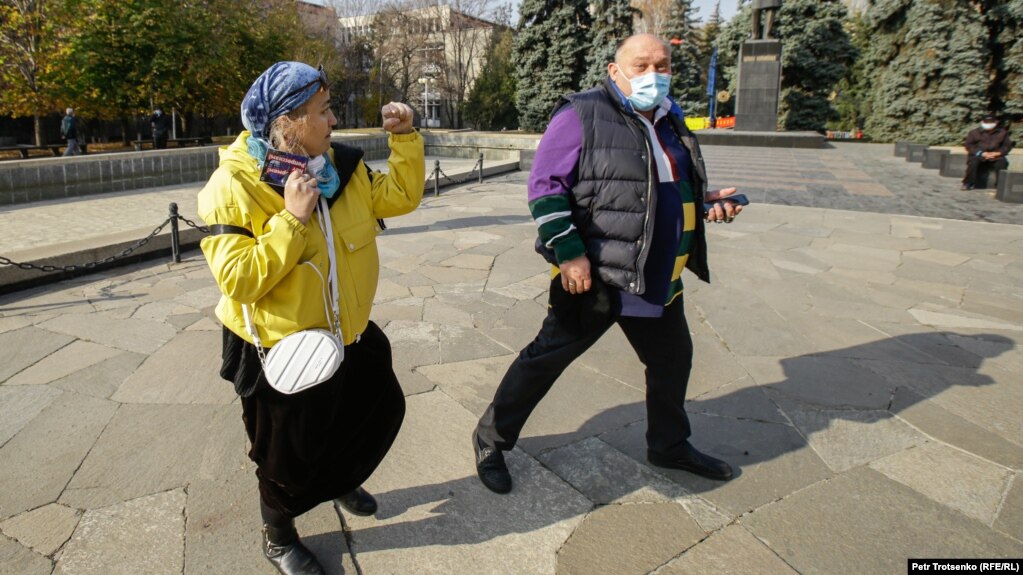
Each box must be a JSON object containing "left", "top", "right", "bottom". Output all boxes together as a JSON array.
[
  {"left": 0, "top": 202, "right": 212, "bottom": 274},
  {"left": 430, "top": 154, "right": 485, "bottom": 196},
  {"left": 177, "top": 215, "right": 210, "bottom": 234},
  {"left": 0, "top": 219, "right": 172, "bottom": 273}
]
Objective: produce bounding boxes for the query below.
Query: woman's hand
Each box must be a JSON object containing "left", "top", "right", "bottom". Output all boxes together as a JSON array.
[
  {"left": 381, "top": 102, "right": 414, "bottom": 135},
  {"left": 283, "top": 169, "right": 320, "bottom": 225},
  {"left": 704, "top": 187, "right": 743, "bottom": 224}
]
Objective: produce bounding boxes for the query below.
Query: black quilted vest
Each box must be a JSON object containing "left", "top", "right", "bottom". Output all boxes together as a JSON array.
[{"left": 554, "top": 79, "right": 710, "bottom": 293}]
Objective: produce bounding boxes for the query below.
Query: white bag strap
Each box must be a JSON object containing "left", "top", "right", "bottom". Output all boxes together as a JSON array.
[
  {"left": 315, "top": 196, "right": 342, "bottom": 334},
  {"left": 242, "top": 198, "right": 342, "bottom": 363}
]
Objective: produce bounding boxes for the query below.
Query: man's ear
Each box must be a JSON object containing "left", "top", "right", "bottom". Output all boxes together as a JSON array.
[{"left": 607, "top": 62, "right": 618, "bottom": 80}]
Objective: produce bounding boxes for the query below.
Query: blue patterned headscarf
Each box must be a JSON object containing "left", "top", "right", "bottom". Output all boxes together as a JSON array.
[
  {"left": 241, "top": 61, "right": 339, "bottom": 198},
  {"left": 241, "top": 61, "right": 323, "bottom": 139}
]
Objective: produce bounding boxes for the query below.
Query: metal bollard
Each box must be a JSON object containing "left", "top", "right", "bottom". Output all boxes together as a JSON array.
[
  {"left": 169, "top": 203, "right": 181, "bottom": 263},
  {"left": 478, "top": 153, "right": 484, "bottom": 183},
  {"left": 433, "top": 160, "right": 440, "bottom": 197}
]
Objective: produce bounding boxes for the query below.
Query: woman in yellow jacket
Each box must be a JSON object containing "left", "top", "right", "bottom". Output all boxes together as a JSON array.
[{"left": 198, "top": 61, "right": 423, "bottom": 575}]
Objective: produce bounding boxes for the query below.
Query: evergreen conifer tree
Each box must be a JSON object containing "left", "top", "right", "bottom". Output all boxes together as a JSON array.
[
  {"left": 699, "top": 1, "right": 724, "bottom": 94},
  {"left": 664, "top": 0, "right": 705, "bottom": 116},
  {"left": 714, "top": 2, "right": 752, "bottom": 116},
  {"left": 828, "top": 11, "right": 871, "bottom": 132},
  {"left": 582, "top": 0, "right": 637, "bottom": 89},
  {"left": 513, "top": 0, "right": 592, "bottom": 132},
  {"left": 987, "top": 0, "right": 1023, "bottom": 126},
  {"left": 465, "top": 29, "right": 519, "bottom": 130},
  {"left": 863, "top": 0, "right": 989, "bottom": 144},
  {"left": 776, "top": 0, "right": 856, "bottom": 131}
]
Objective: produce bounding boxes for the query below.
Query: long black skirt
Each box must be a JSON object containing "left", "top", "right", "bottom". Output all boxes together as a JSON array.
[{"left": 220, "top": 321, "right": 405, "bottom": 517}]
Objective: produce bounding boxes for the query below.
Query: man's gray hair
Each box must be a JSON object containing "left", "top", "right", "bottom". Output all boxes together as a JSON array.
[
  {"left": 66, "top": 107, "right": 74, "bottom": 115},
  {"left": 614, "top": 34, "right": 671, "bottom": 65}
]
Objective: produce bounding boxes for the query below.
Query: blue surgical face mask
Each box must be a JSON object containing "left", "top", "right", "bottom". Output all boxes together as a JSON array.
[{"left": 619, "top": 68, "right": 671, "bottom": 111}]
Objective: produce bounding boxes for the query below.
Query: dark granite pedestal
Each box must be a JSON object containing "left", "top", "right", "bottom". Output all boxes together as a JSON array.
[
  {"left": 695, "top": 130, "right": 827, "bottom": 149},
  {"left": 735, "top": 40, "right": 782, "bottom": 133}
]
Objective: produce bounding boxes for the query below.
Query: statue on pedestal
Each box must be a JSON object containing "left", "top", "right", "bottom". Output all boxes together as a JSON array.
[
  {"left": 735, "top": 0, "right": 783, "bottom": 132},
  {"left": 751, "top": 0, "right": 782, "bottom": 40}
]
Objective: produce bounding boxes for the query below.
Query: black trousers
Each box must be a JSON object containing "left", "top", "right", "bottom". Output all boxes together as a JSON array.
[
  {"left": 477, "top": 296, "right": 694, "bottom": 457},
  {"left": 964, "top": 155, "right": 1008, "bottom": 187}
]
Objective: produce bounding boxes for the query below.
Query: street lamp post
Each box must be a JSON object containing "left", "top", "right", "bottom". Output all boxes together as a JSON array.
[
  {"left": 414, "top": 45, "right": 443, "bottom": 128},
  {"left": 423, "top": 78, "right": 430, "bottom": 128},
  {"left": 418, "top": 77, "right": 433, "bottom": 128}
]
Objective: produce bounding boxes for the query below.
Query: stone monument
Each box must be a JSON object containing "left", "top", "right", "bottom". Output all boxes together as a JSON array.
[{"left": 735, "top": 0, "right": 783, "bottom": 132}]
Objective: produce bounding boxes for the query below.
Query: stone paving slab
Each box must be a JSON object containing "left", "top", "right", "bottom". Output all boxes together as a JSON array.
[
  {"left": 0, "top": 534, "right": 52, "bottom": 575},
  {"left": 0, "top": 503, "right": 81, "bottom": 557},
  {"left": 1, "top": 158, "right": 1022, "bottom": 573},
  {"left": 870, "top": 441, "right": 1013, "bottom": 525},
  {"left": 556, "top": 502, "right": 706, "bottom": 575},
  {"left": 0, "top": 327, "right": 74, "bottom": 382},
  {"left": 59, "top": 404, "right": 246, "bottom": 510},
  {"left": 742, "top": 467, "right": 1023, "bottom": 574},
  {"left": 0, "top": 391, "right": 118, "bottom": 521},
  {"left": 55, "top": 490, "right": 187, "bottom": 575},
  {"left": 345, "top": 390, "right": 592, "bottom": 575},
  {"left": 657, "top": 525, "right": 798, "bottom": 575}
]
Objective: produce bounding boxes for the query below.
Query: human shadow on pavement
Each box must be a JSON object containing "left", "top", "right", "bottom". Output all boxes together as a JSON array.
[
  {"left": 681, "top": 331, "right": 1015, "bottom": 478},
  {"left": 383, "top": 214, "right": 534, "bottom": 235},
  {"left": 308, "top": 331, "right": 1015, "bottom": 555}
]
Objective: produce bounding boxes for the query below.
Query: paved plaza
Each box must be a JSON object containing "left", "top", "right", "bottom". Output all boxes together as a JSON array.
[{"left": 0, "top": 142, "right": 1022, "bottom": 574}]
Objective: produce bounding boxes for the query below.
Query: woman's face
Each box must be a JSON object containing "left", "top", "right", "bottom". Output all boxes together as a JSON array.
[{"left": 298, "top": 89, "right": 337, "bottom": 157}]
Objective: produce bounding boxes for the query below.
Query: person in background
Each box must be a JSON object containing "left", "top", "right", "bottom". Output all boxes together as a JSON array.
[
  {"left": 150, "top": 108, "right": 171, "bottom": 149},
  {"left": 962, "top": 114, "right": 1013, "bottom": 190},
  {"left": 198, "top": 61, "right": 423, "bottom": 575},
  {"left": 472, "top": 34, "right": 743, "bottom": 495},
  {"left": 60, "top": 108, "right": 81, "bottom": 156}
]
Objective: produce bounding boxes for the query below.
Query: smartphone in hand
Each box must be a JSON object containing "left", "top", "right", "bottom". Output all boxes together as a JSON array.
[{"left": 703, "top": 193, "right": 749, "bottom": 214}]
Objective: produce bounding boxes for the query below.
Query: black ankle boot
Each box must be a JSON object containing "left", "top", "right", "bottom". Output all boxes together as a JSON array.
[
  {"left": 262, "top": 523, "right": 325, "bottom": 575},
  {"left": 333, "top": 486, "right": 378, "bottom": 517}
]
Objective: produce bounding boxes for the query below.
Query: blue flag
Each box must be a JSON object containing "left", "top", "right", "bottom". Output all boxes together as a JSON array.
[
  {"left": 707, "top": 46, "right": 718, "bottom": 97},
  {"left": 707, "top": 46, "right": 718, "bottom": 121}
]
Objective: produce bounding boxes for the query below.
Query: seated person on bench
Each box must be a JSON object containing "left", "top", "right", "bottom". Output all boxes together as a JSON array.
[{"left": 962, "top": 114, "right": 1013, "bottom": 190}]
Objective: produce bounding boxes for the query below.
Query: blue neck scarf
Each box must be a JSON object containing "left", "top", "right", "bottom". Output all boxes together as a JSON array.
[{"left": 247, "top": 135, "right": 340, "bottom": 199}]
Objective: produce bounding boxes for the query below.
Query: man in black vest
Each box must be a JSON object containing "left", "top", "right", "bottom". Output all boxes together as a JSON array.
[{"left": 472, "top": 34, "right": 744, "bottom": 494}]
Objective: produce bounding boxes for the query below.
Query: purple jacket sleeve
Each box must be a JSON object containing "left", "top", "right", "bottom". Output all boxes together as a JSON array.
[{"left": 527, "top": 108, "right": 587, "bottom": 263}]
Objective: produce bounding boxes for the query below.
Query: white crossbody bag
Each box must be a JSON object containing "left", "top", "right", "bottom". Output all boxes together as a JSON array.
[{"left": 242, "top": 197, "right": 344, "bottom": 394}]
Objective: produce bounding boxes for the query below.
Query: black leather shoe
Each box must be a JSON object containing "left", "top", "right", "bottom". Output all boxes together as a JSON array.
[
  {"left": 262, "top": 524, "right": 325, "bottom": 575},
  {"left": 961, "top": 183, "right": 974, "bottom": 190},
  {"left": 648, "top": 442, "right": 733, "bottom": 481},
  {"left": 473, "top": 430, "right": 512, "bottom": 494},
  {"left": 333, "top": 486, "right": 377, "bottom": 517}
]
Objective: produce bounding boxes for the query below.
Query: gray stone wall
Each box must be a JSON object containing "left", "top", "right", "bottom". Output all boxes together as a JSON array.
[
  {"left": 345, "top": 131, "right": 541, "bottom": 161},
  {"left": 424, "top": 132, "right": 540, "bottom": 162},
  {"left": 0, "top": 147, "right": 218, "bottom": 206},
  {"left": 0, "top": 131, "right": 542, "bottom": 207}
]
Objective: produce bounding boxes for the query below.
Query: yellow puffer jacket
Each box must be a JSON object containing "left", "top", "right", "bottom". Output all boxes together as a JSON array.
[{"left": 198, "top": 131, "right": 424, "bottom": 346}]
